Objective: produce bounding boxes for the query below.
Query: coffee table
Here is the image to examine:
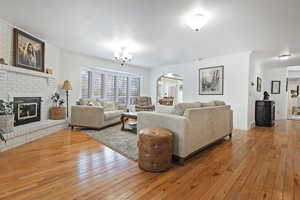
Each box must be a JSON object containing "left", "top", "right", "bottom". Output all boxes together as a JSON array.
[{"left": 121, "top": 112, "right": 138, "bottom": 133}]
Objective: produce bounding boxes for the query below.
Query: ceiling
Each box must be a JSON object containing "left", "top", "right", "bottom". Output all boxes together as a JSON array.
[{"left": 0, "top": 0, "right": 300, "bottom": 68}]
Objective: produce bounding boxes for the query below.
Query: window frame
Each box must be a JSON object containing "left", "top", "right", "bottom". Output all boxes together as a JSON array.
[{"left": 80, "top": 66, "right": 141, "bottom": 105}]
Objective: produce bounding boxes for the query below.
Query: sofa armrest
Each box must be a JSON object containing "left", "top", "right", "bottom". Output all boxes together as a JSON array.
[
  {"left": 137, "top": 112, "right": 190, "bottom": 157},
  {"left": 71, "top": 105, "right": 105, "bottom": 128}
]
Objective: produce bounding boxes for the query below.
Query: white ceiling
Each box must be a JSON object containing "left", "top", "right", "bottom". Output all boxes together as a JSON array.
[{"left": 0, "top": 0, "right": 300, "bottom": 68}]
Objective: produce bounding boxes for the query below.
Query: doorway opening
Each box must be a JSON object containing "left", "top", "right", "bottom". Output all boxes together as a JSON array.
[
  {"left": 287, "top": 66, "right": 300, "bottom": 120},
  {"left": 157, "top": 73, "right": 183, "bottom": 106}
]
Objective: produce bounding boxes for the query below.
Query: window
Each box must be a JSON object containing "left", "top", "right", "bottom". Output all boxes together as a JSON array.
[
  {"left": 80, "top": 67, "right": 141, "bottom": 105},
  {"left": 80, "top": 69, "right": 91, "bottom": 98}
]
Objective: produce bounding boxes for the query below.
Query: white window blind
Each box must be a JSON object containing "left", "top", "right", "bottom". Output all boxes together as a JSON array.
[
  {"left": 80, "top": 68, "right": 141, "bottom": 105},
  {"left": 117, "top": 76, "right": 128, "bottom": 105},
  {"left": 129, "top": 77, "right": 140, "bottom": 103},
  {"left": 80, "top": 69, "right": 90, "bottom": 98},
  {"left": 93, "top": 72, "right": 103, "bottom": 98}
]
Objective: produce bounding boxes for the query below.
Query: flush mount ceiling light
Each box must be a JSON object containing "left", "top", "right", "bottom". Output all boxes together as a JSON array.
[
  {"left": 185, "top": 12, "right": 209, "bottom": 31},
  {"left": 114, "top": 47, "right": 133, "bottom": 66},
  {"left": 278, "top": 54, "right": 292, "bottom": 61}
]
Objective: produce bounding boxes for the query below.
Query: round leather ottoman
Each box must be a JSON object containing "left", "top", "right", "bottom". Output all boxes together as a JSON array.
[{"left": 138, "top": 128, "right": 173, "bottom": 172}]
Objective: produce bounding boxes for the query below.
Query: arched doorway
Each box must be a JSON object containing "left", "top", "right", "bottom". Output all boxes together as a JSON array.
[{"left": 157, "top": 73, "right": 183, "bottom": 106}]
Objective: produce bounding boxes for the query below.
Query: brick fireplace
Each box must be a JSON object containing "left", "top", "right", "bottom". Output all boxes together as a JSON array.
[{"left": 0, "top": 64, "right": 67, "bottom": 152}]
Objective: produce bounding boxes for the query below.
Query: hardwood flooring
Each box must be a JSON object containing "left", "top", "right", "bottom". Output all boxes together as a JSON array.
[{"left": 0, "top": 120, "right": 299, "bottom": 200}]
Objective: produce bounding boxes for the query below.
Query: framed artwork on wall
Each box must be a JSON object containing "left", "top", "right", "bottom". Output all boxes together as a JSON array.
[
  {"left": 199, "top": 66, "right": 224, "bottom": 95},
  {"left": 257, "top": 77, "right": 262, "bottom": 92},
  {"left": 13, "top": 28, "right": 45, "bottom": 72},
  {"left": 271, "top": 80, "right": 281, "bottom": 94}
]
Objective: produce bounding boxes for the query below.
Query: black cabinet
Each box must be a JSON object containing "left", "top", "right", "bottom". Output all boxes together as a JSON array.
[{"left": 255, "top": 100, "right": 275, "bottom": 127}]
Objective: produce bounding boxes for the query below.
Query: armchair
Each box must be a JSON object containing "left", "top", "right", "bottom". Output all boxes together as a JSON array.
[{"left": 132, "top": 96, "right": 155, "bottom": 112}]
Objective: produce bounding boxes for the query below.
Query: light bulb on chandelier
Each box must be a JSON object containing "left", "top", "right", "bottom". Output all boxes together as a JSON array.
[{"left": 114, "top": 47, "right": 133, "bottom": 66}]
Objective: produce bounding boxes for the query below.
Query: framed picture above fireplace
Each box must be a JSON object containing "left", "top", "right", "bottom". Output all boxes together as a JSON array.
[{"left": 13, "top": 28, "right": 45, "bottom": 72}]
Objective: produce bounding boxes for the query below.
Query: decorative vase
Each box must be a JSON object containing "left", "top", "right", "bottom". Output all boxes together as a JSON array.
[{"left": 0, "top": 114, "right": 14, "bottom": 133}]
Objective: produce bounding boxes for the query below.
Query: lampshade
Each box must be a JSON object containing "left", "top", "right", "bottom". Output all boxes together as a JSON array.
[{"left": 62, "top": 80, "right": 72, "bottom": 91}]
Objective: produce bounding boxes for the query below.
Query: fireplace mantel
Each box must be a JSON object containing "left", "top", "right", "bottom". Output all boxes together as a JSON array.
[{"left": 0, "top": 64, "right": 56, "bottom": 81}]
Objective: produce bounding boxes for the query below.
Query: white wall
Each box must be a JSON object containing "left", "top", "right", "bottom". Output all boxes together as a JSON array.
[
  {"left": 58, "top": 49, "right": 150, "bottom": 112},
  {"left": 248, "top": 52, "right": 264, "bottom": 128},
  {"left": 262, "top": 66, "right": 288, "bottom": 120},
  {"left": 150, "top": 52, "right": 251, "bottom": 130},
  {"left": 0, "top": 18, "right": 62, "bottom": 94},
  {"left": 0, "top": 17, "right": 151, "bottom": 117}
]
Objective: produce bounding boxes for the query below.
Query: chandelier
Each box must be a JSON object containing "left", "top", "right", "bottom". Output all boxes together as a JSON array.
[{"left": 114, "top": 47, "right": 133, "bottom": 66}]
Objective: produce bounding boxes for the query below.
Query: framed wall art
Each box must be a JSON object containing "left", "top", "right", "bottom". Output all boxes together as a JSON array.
[
  {"left": 13, "top": 28, "right": 45, "bottom": 72},
  {"left": 271, "top": 80, "right": 281, "bottom": 94},
  {"left": 199, "top": 66, "right": 224, "bottom": 95},
  {"left": 257, "top": 77, "right": 262, "bottom": 92}
]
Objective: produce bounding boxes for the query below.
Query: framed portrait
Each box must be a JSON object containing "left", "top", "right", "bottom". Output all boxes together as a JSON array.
[
  {"left": 257, "top": 77, "right": 262, "bottom": 92},
  {"left": 271, "top": 80, "right": 281, "bottom": 94},
  {"left": 199, "top": 66, "right": 224, "bottom": 95},
  {"left": 13, "top": 28, "right": 45, "bottom": 72}
]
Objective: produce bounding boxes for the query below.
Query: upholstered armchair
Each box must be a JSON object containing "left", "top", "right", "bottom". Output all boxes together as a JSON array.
[{"left": 132, "top": 96, "right": 155, "bottom": 112}]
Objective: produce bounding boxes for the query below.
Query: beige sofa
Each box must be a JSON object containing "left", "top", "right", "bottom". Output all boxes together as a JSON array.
[
  {"left": 70, "top": 98, "right": 124, "bottom": 129},
  {"left": 137, "top": 101, "right": 233, "bottom": 164}
]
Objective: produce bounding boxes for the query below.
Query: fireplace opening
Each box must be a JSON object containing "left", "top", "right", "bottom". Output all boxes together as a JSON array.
[{"left": 14, "top": 97, "right": 41, "bottom": 126}]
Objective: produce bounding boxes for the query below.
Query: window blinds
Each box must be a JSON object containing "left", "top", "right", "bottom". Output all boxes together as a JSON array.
[{"left": 80, "top": 68, "right": 141, "bottom": 105}]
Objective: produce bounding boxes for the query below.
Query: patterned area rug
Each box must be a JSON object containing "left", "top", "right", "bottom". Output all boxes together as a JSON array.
[{"left": 82, "top": 125, "right": 138, "bottom": 161}]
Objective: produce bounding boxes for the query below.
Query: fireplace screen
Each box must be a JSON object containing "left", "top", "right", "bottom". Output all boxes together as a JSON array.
[
  {"left": 14, "top": 97, "right": 41, "bottom": 126},
  {"left": 18, "top": 103, "right": 38, "bottom": 120}
]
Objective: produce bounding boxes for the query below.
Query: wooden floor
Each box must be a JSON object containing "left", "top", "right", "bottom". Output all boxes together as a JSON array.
[{"left": 0, "top": 120, "right": 299, "bottom": 200}]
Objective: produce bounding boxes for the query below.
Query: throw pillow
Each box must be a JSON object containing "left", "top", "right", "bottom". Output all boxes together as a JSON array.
[
  {"left": 87, "top": 101, "right": 95, "bottom": 106},
  {"left": 174, "top": 102, "right": 202, "bottom": 116},
  {"left": 214, "top": 100, "right": 226, "bottom": 106},
  {"left": 201, "top": 101, "right": 216, "bottom": 107},
  {"left": 79, "top": 98, "right": 90, "bottom": 105}
]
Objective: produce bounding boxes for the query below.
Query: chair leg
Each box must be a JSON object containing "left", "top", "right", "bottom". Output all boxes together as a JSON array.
[{"left": 229, "top": 133, "right": 232, "bottom": 139}]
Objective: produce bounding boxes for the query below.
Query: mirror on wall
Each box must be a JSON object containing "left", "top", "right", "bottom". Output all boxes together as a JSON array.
[{"left": 157, "top": 73, "right": 183, "bottom": 106}]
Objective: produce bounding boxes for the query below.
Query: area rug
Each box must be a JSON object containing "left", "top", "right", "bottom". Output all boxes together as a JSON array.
[{"left": 82, "top": 125, "right": 138, "bottom": 161}]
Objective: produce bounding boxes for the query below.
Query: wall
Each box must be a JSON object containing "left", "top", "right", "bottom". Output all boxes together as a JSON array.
[
  {"left": 0, "top": 18, "right": 61, "bottom": 119},
  {"left": 0, "top": 18, "right": 61, "bottom": 90},
  {"left": 58, "top": 49, "right": 150, "bottom": 113},
  {"left": 0, "top": 17, "right": 150, "bottom": 117},
  {"left": 248, "top": 52, "right": 264, "bottom": 128},
  {"left": 150, "top": 52, "right": 251, "bottom": 130},
  {"left": 262, "top": 66, "right": 288, "bottom": 120}
]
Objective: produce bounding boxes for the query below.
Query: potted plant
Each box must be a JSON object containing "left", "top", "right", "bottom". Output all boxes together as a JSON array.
[
  {"left": 0, "top": 99, "right": 14, "bottom": 142},
  {"left": 50, "top": 93, "right": 66, "bottom": 120}
]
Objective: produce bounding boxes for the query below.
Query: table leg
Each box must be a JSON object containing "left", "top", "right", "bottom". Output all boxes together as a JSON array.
[{"left": 121, "top": 116, "right": 127, "bottom": 130}]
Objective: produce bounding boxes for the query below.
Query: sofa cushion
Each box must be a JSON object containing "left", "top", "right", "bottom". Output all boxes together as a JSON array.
[
  {"left": 104, "top": 110, "right": 122, "bottom": 120},
  {"left": 201, "top": 101, "right": 216, "bottom": 107},
  {"left": 214, "top": 100, "right": 226, "bottom": 106},
  {"left": 103, "top": 101, "right": 116, "bottom": 111},
  {"left": 174, "top": 102, "right": 202, "bottom": 116}
]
